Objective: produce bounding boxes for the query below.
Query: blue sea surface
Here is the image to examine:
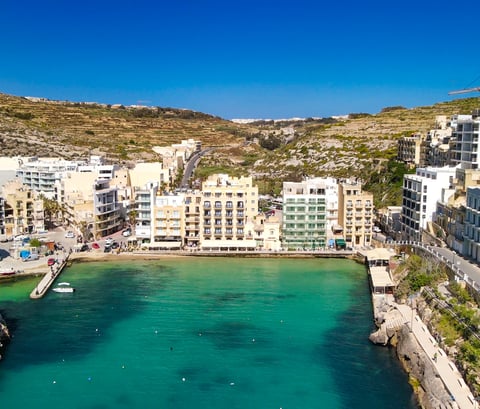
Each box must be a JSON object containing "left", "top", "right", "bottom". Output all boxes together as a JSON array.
[{"left": 0, "top": 257, "right": 417, "bottom": 409}]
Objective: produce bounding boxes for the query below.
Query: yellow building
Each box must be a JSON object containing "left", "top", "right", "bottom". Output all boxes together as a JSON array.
[
  {"left": 338, "top": 181, "right": 373, "bottom": 248},
  {"left": 199, "top": 174, "right": 258, "bottom": 250},
  {"left": 2, "top": 179, "right": 44, "bottom": 237}
]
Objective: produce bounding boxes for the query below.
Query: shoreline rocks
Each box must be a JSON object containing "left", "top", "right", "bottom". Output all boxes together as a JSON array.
[{"left": 0, "top": 313, "right": 10, "bottom": 361}]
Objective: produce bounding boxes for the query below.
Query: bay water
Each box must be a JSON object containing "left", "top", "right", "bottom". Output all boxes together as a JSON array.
[{"left": 0, "top": 257, "right": 417, "bottom": 408}]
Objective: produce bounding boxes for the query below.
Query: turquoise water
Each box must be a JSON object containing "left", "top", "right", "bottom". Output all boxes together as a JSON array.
[{"left": 0, "top": 257, "right": 417, "bottom": 409}]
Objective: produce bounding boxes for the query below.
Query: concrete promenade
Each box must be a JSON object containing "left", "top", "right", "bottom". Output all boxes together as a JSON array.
[
  {"left": 29, "top": 256, "right": 68, "bottom": 299},
  {"left": 395, "top": 303, "right": 477, "bottom": 409}
]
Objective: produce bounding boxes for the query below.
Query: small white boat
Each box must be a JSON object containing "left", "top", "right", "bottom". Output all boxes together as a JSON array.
[
  {"left": 57, "top": 282, "right": 71, "bottom": 286},
  {"left": 53, "top": 287, "right": 75, "bottom": 293}
]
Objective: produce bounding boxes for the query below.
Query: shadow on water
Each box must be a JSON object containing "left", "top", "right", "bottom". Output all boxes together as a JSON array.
[
  {"left": 313, "top": 278, "right": 419, "bottom": 409},
  {"left": 0, "top": 261, "right": 177, "bottom": 374}
]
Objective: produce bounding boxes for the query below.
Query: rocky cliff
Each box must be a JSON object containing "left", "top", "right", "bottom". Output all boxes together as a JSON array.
[
  {"left": 395, "top": 325, "right": 456, "bottom": 409},
  {"left": 0, "top": 313, "right": 10, "bottom": 360},
  {"left": 369, "top": 298, "right": 456, "bottom": 409}
]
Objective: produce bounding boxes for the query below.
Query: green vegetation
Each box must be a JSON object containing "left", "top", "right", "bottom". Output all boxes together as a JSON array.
[
  {"left": 394, "top": 254, "right": 448, "bottom": 300},
  {"left": 364, "top": 158, "right": 415, "bottom": 207},
  {"left": 29, "top": 238, "right": 41, "bottom": 247},
  {"left": 396, "top": 255, "right": 480, "bottom": 395}
]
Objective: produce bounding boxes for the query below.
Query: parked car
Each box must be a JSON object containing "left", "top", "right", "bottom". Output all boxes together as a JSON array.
[
  {"left": 122, "top": 229, "right": 131, "bottom": 237},
  {"left": 373, "top": 226, "right": 381, "bottom": 233},
  {"left": 105, "top": 237, "right": 113, "bottom": 246},
  {"left": 80, "top": 244, "right": 89, "bottom": 252},
  {"left": 47, "top": 258, "right": 56, "bottom": 266},
  {"left": 65, "top": 231, "right": 75, "bottom": 238},
  {"left": 92, "top": 242, "right": 100, "bottom": 249},
  {"left": 111, "top": 241, "right": 119, "bottom": 249},
  {"left": 104, "top": 245, "right": 112, "bottom": 253},
  {"left": 23, "top": 253, "right": 39, "bottom": 262}
]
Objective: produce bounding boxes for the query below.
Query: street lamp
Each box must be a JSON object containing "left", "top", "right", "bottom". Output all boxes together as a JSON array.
[{"left": 452, "top": 251, "right": 456, "bottom": 269}]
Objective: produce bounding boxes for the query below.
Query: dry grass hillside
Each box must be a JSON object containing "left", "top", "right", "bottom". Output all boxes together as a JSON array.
[
  {"left": 1, "top": 91, "right": 480, "bottom": 204},
  {"left": 0, "top": 93, "right": 252, "bottom": 163}
]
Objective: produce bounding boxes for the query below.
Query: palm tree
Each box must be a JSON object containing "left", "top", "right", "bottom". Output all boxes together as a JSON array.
[
  {"left": 39, "top": 195, "right": 61, "bottom": 228},
  {"left": 128, "top": 209, "right": 138, "bottom": 227}
]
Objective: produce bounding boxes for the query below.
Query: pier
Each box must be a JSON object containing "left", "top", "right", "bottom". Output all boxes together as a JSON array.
[{"left": 29, "top": 256, "right": 69, "bottom": 299}]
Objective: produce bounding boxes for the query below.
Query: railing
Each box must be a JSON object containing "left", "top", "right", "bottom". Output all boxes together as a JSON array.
[{"left": 387, "top": 240, "right": 480, "bottom": 292}]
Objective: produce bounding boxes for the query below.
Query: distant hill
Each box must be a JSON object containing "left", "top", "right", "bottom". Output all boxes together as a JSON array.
[
  {"left": 1, "top": 91, "right": 479, "bottom": 206},
  {"left": 0, "top": 93, "right": 252, "bottom": 163}
]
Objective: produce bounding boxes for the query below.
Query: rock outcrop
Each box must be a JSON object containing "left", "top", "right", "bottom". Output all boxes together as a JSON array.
[{"left": 0, "top": 313, "right": 10, "bottom": 360}]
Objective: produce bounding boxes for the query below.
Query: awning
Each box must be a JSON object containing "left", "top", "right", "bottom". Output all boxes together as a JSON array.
[{"left": 335, "top": 239, "right": 346, "bottom": 246}]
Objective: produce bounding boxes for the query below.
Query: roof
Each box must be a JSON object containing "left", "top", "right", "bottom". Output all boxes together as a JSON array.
[
  {"left": 362, "top": 248, "right": 394, "bottom": 261},
  {"left": 370, "top": 266, "right": 394, "bottom": 288}
]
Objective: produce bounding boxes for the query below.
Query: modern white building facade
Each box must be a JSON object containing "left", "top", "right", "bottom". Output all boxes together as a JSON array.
[{"left": 401, "top": 166, "right": 456, "bottom": 241}]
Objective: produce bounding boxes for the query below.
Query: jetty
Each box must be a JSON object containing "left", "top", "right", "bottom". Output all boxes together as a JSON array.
[{"left": 29, "top": 256, "right": 69, "bottom": 299}]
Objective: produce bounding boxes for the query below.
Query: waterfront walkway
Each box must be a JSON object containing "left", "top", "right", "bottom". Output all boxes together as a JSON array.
[
  {"left": 395, "top": 302, "right": 477, "bottom": 409},
  {"left": 29, "top": 256, "right": 68, "bottom": 299}
]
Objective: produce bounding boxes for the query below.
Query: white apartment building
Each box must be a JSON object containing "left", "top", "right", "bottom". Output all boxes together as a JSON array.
[
  {"left": 16, "top": 158, "right": 80, "bottom": 199},
  {"left": 199, "top": 174, "right": 258, "bottom": 250},
  {"left": 450, "top": 112, "right": 480, "bottom": 169},
  {"left": 282, "top": 178, "right": 327, "bottom": 250},
  {"left": 401, "top": 166, "right": 456, "bottom": 241},
  {"left": 324, "top": 177, "right": 339, "bottom": 238},
  {"left": 93, "top": 179, "right": 121, "bottom": 239},
  {"left": 134, "top": 182, "right": 158, "bottom": 243},
  {"left": 15, "top": 156, "right": 117, "bottom": 200}
]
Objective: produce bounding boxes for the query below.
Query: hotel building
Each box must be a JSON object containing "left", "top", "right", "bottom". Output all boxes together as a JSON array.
[
  {"left": 199, "top": 174, "right": 258, "bottom": 250},
  {"left": 282, "top": 178, "right": 327, "bottom": 250}
]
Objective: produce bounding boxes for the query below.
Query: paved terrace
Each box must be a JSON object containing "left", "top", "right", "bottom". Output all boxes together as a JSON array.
[{"left": 395, "top": 302, "right": 477, "bottom": 409}]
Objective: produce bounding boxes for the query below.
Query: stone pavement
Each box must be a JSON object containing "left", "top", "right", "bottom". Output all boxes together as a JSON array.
[{"left": 395, "top": 303, "right": 477, "bottom": 409}]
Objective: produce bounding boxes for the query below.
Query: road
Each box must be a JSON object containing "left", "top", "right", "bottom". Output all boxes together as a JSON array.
[
  {"left": 0, "top": 226, "right": 129, "bottom": 274},
  {"left": 180, "top": 148, "right": 214, "bottom": 188}
]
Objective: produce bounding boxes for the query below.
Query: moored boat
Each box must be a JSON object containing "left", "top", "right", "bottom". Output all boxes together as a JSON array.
[{"left": 53, "top": 287, "right": 75, "bottom": 293}]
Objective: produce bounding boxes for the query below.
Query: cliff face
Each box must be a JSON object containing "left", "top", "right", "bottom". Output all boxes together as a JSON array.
[
  {"left": 369, "top": 297, "right": 456, "bottom": 409},
  {"left": 396, "top": 325, "right": 455, "bottom": 409},
  {"left": 0, "top": 313, "right": 10, "bottom": 360}
]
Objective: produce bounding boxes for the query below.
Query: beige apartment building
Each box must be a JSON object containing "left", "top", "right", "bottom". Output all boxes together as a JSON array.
[
  {"left": 151, "top": 194, "right": 185, "bottom": 249},
  {"left": 338, "top": 181, "right": 373, "bottom": 248},
  {"left": 253, "top": 213, "right": 281, "bottom": 251},
  {"left": 61, "top": 172, "right": 122, "bottom": 239},
  {"left": 199, "top": 174, "right": 258, "bottom": 250},
  {"left": 397, "top": 133, "right": 424, "bottom": 167},
  {"left": 184, "top": 190, "right": 202, "bottom": 248},
  {"left": 2, "top": 179, "right": 44, "bottom": 237}
]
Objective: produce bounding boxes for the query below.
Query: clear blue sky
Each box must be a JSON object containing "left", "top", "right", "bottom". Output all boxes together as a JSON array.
[{"left": 1, "top": 0, "right": 479, "bottom": 119}]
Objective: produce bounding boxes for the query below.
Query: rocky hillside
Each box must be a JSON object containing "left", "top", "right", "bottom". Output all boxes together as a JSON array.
[
  {"left": 1, "top": 92, "right": 480, "bottom": 205},
  {"left": 0, "top": 93, "right": 252, "bottom": 164}
]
